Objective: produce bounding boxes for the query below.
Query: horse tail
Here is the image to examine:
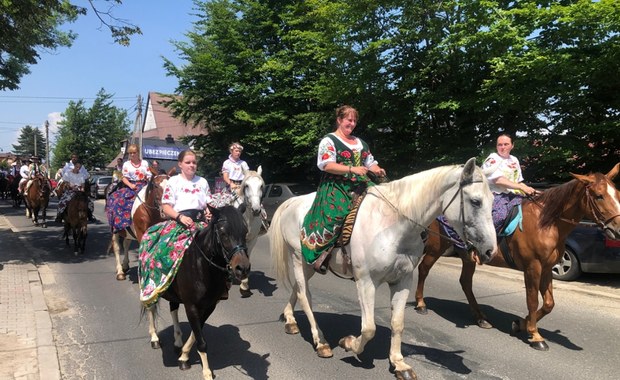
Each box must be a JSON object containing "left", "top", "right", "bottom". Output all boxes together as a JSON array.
[{"left": 269, "top": 199, "right": 292, "bottom": 288}]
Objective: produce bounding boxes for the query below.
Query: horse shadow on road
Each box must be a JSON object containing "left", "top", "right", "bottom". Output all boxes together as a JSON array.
[
  {"left": 289, "top": 310, "right": 476, "bottom": 375},
  {"left": 156, "top": 322, "right": 270, "bottom": 379},
  {"left": 413, "top": 297, "right": 583, "bottom": 351}
]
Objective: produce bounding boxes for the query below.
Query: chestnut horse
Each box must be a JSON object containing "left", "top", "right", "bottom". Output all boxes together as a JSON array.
[
  {"left": 111, "top": 170, "right": 173, "bottom": 280},
  {"left": 414, "top": 163, "right": 620, "bottom": 351},
  {"left": 24, "top": 175, "right": 51, "bottom": 227}
]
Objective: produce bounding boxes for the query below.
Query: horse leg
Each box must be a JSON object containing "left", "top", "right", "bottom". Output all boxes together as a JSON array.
[
  {"left": 170, "top": 302, "right": 183, "bottom": 351},
  {"left": 516, "top": 270, "right": 554, "bottom": 351},
  {"left": 388, "top": 280, "right": 417, "bottom": 380},
  {"left": 112, "top": 234, "right": 127, "bottom": 280},
  {"left": 80, "top": 225, "right": 87, "bottom": 254},
  {"left": 147, "top": 305, "right": 160, "bottom": 349},
  {"left": 282, "top": 284, "right": 300, "bottom": 334},
  {"left": 179, "top": 303, "right": 216, "bottom": 380},
  {"left": 239, "top": 278, "right": 252, "bottom": 298},
  {"left": 511, "top": 265, "right": 550, "bottom": 350},
  {"left": 294, "top": 259, "right": 332, "bottom": 358},
  {"left": 414, "top": 236, "right": 446, "bottom": 314},
  {"left": 457, "top": 250, "right": 492, "bottom": 329}
]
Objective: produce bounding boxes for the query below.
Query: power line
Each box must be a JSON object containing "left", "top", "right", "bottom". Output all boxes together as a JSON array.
[{"left": 0, "top": 95, "right": 136, "bottom": 100}]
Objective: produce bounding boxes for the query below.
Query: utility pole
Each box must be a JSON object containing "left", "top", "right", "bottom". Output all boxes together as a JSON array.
[
  {"left": 34, "top": 132, "right": 37, "bottom": 157},
  {"left": 45, "top": 120, "right": 50, "bottom": 177},
  {"left": 133, "top": 94, "right": 143, "bottom": 159}
]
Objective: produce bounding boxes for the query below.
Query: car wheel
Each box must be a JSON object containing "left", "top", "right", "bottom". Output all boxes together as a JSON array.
[{"left": 552, "top": 247, "right": 582, "bottom": 281}]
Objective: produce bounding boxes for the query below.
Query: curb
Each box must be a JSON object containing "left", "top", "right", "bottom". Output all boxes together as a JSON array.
[{"left": 436, "top": 256, "right": 620, "bottom": 301}]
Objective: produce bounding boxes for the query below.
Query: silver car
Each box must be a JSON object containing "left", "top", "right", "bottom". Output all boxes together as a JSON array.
[{"left": 262, "top": 183, "right": 316, "bottom": 221}]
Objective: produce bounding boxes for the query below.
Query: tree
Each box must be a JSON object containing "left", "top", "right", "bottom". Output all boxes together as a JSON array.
[
  {"left": 52, "top": 89, "right": 130, "bottom": 171},
  {"left": 0, "top": 0, "right": 141, "bottom": 91},
  {"left": 165, "top": 0, "right": 620, "bottom": 183},
  {"left": 12, "top": 125, "right": 46, "bottom": 158}
]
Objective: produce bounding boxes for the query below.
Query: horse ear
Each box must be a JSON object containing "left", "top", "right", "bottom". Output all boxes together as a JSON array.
[
  {"left": 238, "top": 202, "right": 247, "bottom": 214},
  {"left": 207, "top": 204, "right": 219, "bottom": 219},
  {"left": 167, "top": 167, "right": 177, "bottom": 176},
  {"left": 606, "top": 163, "right": 620, "bottom": 181},
  {"left": 570, "top": 172, "right": 595, "bottom": 185},
  {"left": 257, "top": 165, "right": 262, "bottom": 176},
  {"left": 461, "top": 157, "right": 476, "bottom": 185}
]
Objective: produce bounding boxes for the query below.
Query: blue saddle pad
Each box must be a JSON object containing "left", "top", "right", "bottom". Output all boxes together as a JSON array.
[{"left": 499, "top": 205, "right": 522, "bottom": 236}]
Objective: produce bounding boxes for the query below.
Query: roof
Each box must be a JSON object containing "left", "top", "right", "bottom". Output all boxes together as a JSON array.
[{"left": 141, "top": 92, "right": 207, "bottom": 140}]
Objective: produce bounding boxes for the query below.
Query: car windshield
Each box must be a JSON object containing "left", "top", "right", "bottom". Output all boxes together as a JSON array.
[
  {"left": 99, "top": 177, "right": 112, "bottom": 185},
  {"left": 288, "top": 184, "right": 315, "bottom": 195}
]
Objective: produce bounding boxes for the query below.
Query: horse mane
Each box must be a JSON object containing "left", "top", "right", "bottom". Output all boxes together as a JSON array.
[
  {"left": 531, "top": 179, "right": 584, "bottom": 229},
  {"left": 375, "top": 164, "right": 467, "bottom": 218}
]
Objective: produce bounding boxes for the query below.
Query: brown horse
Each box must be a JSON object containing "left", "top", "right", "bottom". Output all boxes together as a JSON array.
[
  {"left": 414, "top": 163, "right": 620, "bottom": 350},
  {"left": 63, "top": 189, "right": 89, "bottom": 255},
  {"left": 24, "top": 175, "right": 51, "bottom": 227},
  {"left": 110, "top": 169, "right": 174, "bottom": 280}
]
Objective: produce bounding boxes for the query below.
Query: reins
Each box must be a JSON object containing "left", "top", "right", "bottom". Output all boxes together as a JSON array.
[
  {"left": 370, "top": 177, "right": 483, "bottom": 251},
  {"left": 186, "top": 217, "right": 247, "bottom": 281}
]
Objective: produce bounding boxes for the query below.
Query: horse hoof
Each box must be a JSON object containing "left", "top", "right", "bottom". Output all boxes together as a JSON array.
[
  {"left": 415, "top": 306, "right": 428, "bottom": 315},
  {"left": 338, "top": 336, "right": 355, "bottom": 352},
  {"left": 178, "top": 360, "right": 191, "bottom": 370},
  {"left": 530, "top": 341, "right": 549, "bottom": 351},
  {"left": 316, "top": 345, "right": 333, "bottom": 358},
  {"left": 285, "top": 322, "right": 299, "bottom": 335},
  {"left": 395, "top": 369, "right": 418, "bottom": 380},
  {"left": 240, "top": 288, "right": 253, "bottom": 298},
  {"left": 477, "top": 319, "right": 493, "bottom": 329},
  {"left": 116, "top": 273, "right": 126, "bottom": 281},
  {"left": 150, "top": 341, "right": 161, "bottom": 349},
  {"left": 510, "top": 320, "right": 521, "bottom": 336}
]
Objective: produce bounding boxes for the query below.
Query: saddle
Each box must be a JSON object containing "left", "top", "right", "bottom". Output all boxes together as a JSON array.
[{"left": 497, "top": 205, "right": 523, "bottom": 269}]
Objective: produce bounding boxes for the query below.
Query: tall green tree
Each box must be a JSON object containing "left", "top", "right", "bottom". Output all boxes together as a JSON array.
[
  {"left": 12, "top": 125, "right": 46, "bottom": 158},
  {"left": 165, "top": 0, "right": 620, "bottom": 183},
  {"left": 52, "top": 89, "right": 130, "bottom": 171},
  {"left": 0, "top": 0, "right": 141, "bottom": 91}
]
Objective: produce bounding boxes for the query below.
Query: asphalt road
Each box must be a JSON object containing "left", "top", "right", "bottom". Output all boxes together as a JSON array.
[{"left": 6, "top": 198, "right": 620, "bottom": 380}]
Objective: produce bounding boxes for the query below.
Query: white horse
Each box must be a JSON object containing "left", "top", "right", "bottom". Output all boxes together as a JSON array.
[
  {"left": 270, "top": 158, "right": 497, "bottom": 380},
  {"left": 232, "top": 166, "right": 265, "bottom": 297}
]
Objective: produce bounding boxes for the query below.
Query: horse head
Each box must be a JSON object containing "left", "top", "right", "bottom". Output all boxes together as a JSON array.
[
  {"left": 239, "top": 165, "right": 264, "bottom": 216},
  {"left": 200, "top": 205, "right": 250, "bottom": 282},
  {"left": 570, "top": 162, "right": 620, "bottom": 239},
  {"left": 442, "top": 158, "right": 497, "bottom": 264}
]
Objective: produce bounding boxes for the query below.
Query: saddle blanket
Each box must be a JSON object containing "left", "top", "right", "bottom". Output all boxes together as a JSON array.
[{"left": 138, "top": 221, "right": 206, "bottom": 307}]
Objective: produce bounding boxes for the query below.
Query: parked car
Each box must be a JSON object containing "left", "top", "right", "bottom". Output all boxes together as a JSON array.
[
  {"left": 263, "top": 183, "right": 316, "bottom": 221},
  {"left": 89, "top": 175, "right": 113, "bottom": 199},
  {"left": 552, "top": 221, "right": 620, "bottom": 281}
]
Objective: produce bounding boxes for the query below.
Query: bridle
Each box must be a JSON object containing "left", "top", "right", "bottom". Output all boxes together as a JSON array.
[
  {"left": 192, "top": 216, "right": 248, "bottom": 281},
  {"left": 371, "top": 176, "right": 483, "bottom": 251},
  {"left": 584, "top": 184, "right": 620, "bottom": 233},
  {"left": 135, "top": 174, "right": 169, "bottom": 216}
]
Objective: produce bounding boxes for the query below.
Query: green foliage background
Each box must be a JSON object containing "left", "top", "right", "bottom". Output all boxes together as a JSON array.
[{"left": 163, "top": 0, "right": 619, "bottom": 184}]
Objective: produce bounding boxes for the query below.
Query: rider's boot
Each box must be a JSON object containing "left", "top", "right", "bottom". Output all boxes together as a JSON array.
[{"left": 313, "top": 247, "right": 334, "bottom": 275}]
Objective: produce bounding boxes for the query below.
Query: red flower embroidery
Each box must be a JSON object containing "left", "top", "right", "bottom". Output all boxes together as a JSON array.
[
  {"left": 361, "top": 151, "right": 368, "bottom": 159},
  {"left": 340, "top": 151, "right": 351, "bottom": 159}
]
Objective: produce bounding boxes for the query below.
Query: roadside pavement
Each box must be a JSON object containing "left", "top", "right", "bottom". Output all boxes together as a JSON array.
[
  {"left": 0, "top": 199, "right": 617, "bottom": 380},
  {"left": 0, "top": 201, "right": 60, "bottom": 380}
]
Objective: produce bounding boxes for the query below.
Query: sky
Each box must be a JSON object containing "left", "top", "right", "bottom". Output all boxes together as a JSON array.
[{"left": 0, "top": 0, "right": 197, "bottom": 155}]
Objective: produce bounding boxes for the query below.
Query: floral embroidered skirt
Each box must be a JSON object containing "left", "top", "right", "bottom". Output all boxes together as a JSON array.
[
  {"left": 105, "top": 183, "right": 146, "bottom": 232},
  {"left": 138, "top": 220, "right": 207, "bottom": 307}
]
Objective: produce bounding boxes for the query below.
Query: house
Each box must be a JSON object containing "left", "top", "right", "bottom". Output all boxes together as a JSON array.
[{"left": 108, "top": 92, "right": 207, "bottom": 172}]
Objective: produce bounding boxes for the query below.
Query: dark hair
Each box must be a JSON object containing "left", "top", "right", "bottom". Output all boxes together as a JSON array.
[{"left": 177, "top": 149, "right": 197, "bottom": 162}]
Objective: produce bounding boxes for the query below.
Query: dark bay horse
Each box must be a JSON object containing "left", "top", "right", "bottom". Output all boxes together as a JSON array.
[
  {"left": 9, "top": 174, "right": 22, "bottom": 207},
  {"left": 414, "top": 163, "right": 620, "bottom": 350},
  {"left": 63, "top": 189, "right": 89, "bottom": 255},
  {"left": 24, "top": 175, "right": 51, "bottom": 227},
  {"left": 144, "top": 205, "right": 250, "bottom": 380},
  {"left": 111, "top": 169, "right": 173, "bottom": 280}
]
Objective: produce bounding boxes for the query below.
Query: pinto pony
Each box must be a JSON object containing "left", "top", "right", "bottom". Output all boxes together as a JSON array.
[
  {"left": 414, "top": 163, "right": 620, "bottom": 351},
  {"left": 269, "top": 158, "right": 497, "bottom": 380},
  {"left": 110, "top": 170, "right": 173, "bottom": 280}
]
